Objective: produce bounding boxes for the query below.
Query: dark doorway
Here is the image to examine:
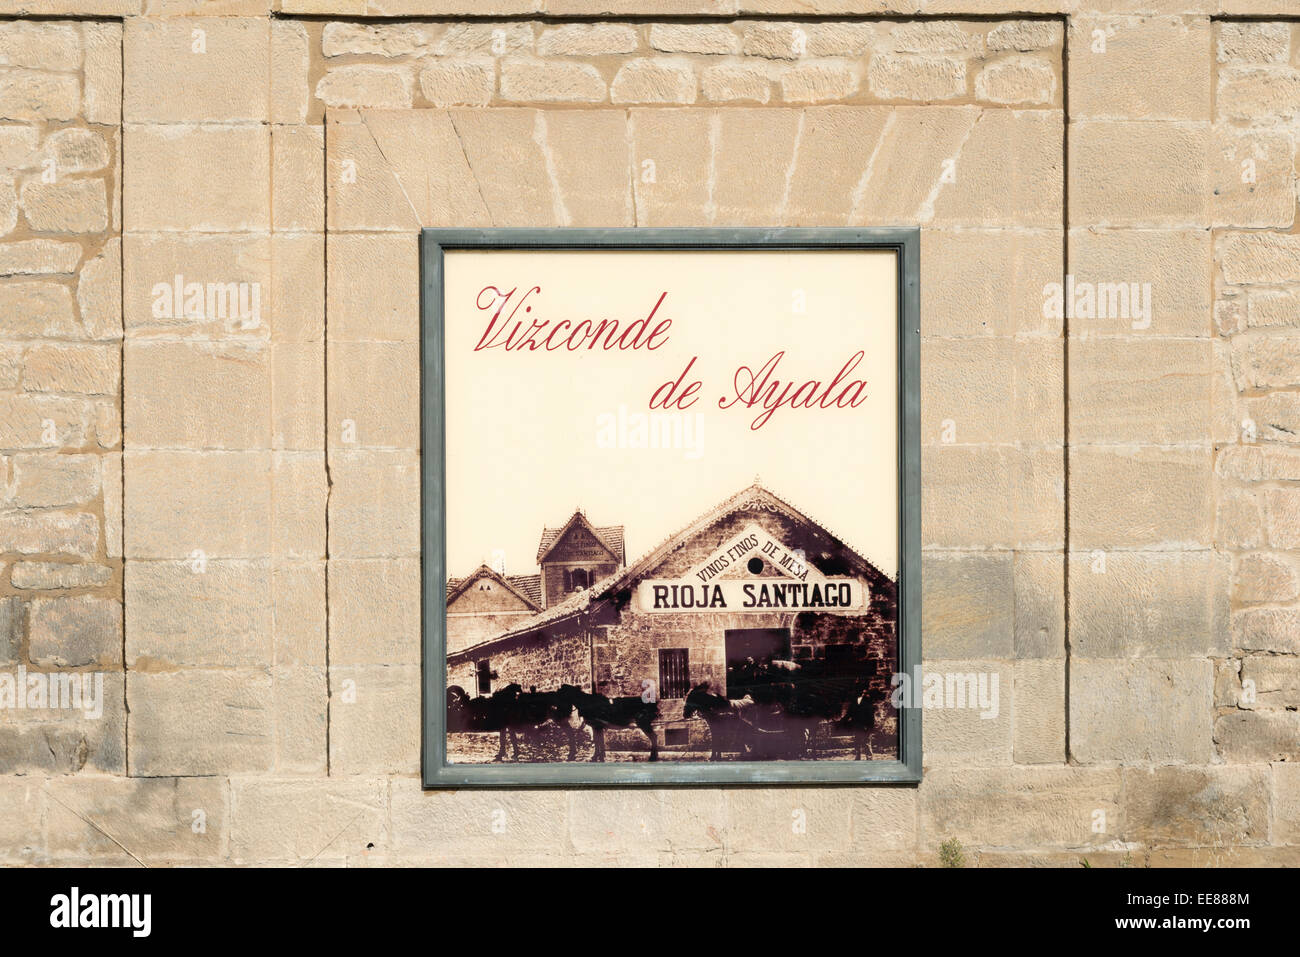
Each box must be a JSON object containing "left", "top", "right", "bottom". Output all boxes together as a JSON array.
[{"left": 724, "top": 627, "right": 791, "bottom": 698}]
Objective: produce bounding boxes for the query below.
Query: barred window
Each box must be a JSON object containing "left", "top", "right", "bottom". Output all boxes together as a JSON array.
[
  {"left": 658, "top": 648, "right": 690, "bottom": 699},
  {"left": 476, "top": 659, "right": 492, "bottom": 696}
]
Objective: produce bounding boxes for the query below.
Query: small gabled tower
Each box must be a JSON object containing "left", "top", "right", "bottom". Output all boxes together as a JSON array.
[{"left": 536, "top": 509, "right": 625, "bottom": 609}]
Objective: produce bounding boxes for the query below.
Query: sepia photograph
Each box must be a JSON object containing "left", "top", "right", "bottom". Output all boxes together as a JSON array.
[{"left": 429, "top": 234, "right": 916, "bottom": 778}]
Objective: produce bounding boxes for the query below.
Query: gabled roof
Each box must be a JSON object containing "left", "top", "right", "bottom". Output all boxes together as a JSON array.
[
  {"left": 600, "top": 481, "right": 890, "bottom": 596},
  {"left": 445, "top": 564, "right": 543, "bottom": 611},
  {"left": 535, "top": 510, "right": 625, "bottom": 565},
  {"left": 449, "top": 482, "right": 892, "bottom": 661}
]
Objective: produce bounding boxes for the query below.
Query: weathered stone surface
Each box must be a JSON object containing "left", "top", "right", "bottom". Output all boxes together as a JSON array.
[
  {"left": 1233, "top": 552, "right": 1299, "bottom": 604},
  {"left": 0, "top": 281, "right": 76, "bottom": 336},
  {"left": 500, "top": 60, "right": 605, "bottom": 102},
  {"left": 0, "top": 238, "right": 80, "bottom": 276},
  {"left": 1234, "top": 608, "right": 1300, "bottom": 655},
  {"left": 1014, "top": 552, "right": 1063, "bottom": 659},
  {"left": 539, "top": 24, "right": 638, "bottom": 56},
  {"left": 868, "top": 54, "right": 965, "bottom": 102},
  {"left": 0, "top": 672, "right": 124, "bottom": 774},
  {"left": 271, "top": 451, "right": 327, "bottom": 559},
  {"left": 1276, "top": 764, "right": 1300, "bottom": 845},
  {"left": 1014, "top": 659, "right": 1065, "bottom": 764},
  {"left": 1069, "top": 447, "right": 1212, "bottom": 549},
  {"left": 271, "top": 20, "right": 309, "bottom": 124},
  {"left": 1220, "top": 232, "right": 1300, "bottom": 286},
  {"left": 272, "top": 125, "right": 324, "bottom": 231},
  {"left": 921, "top": 659, "right": 1013, "bottom": 767},
  {"left": 11, "top": 561, "right": 112, "bottom": 589},
  {"left": 1248, "top": 290, "right": 1300, "bottom": 329},
  {"left": 922, "top": 337, "right": 1061, "bottom": 444},
  {"left": 930, "top": 109, "right": 1061, "bottom": 227},
  {"left": 12, "top": 453, "right": 101, "bottom": 507},
  {"left": 611, "top": 59, "right": 697, "bottom": 104},
  {"left": 1070, "top": 551, "right": 1229, "bottom": 658},
  {"left": 921, "top": 446, "right": 1063, "bottom": 549},
  {"left": 125, "top": 341, "right": 270, "bottom": 450},
  {"left": 1241, "top": 656, "right": 1300, "bottom": 710},
  {"left": 28, "top": 595, "right": 121, "bottom": 668},
  {"left": 924, "top": 228, "right": 1062, "bottom": 336},
  {"left": 1070, "top": 339, "right": 1214, "bottom": 444},
  {"left": 124, "top": 450, "right": 271, "bottom": 559},
  {"left": 0, "top": 22, "right": 80, "bottom": 71},
  {"left": 987, "top": 20, "right": 1062, "bottom": 53},
  {"left": 123, "top": 233, "right": 270, "bottom": 339},
  {"left": 126, "top": 559, "right": 271, "bottom": 669},
  {"left": 46, "top": 777, "right": 226, "bottom": 864},
  {"left": 0, "top": 510, "right": 98, "bottom": 558},
  {"left": 124, "top": 124, "right": 270, "bottom": 232},
  {"left": 712, "top": 107, "right": 800, "bottom": 225},
  {"left": 1214, "top": 710, "right": 1300, "bottom": 763},
  {"left": 701, "top": 63, "right": 770, "bottom": 103},
  {"left": 316, "top": 65, "right": 413, "bottom": 110},
  {"left": 327, "top": 343, "right": 418, "bottom": 450},
  {"left": 0, "top": 125, "right": 38, "bottom": 168},
  {"left": 881, "top": 20, "right": 984, "bottom": 55},
  {"left": 76, "top": 237, "right": 120, "bottom": 340},
  {"left": 1211, "top": 127, "right": 1296, "bottom": 229},
  {"left": 742, "top": 23, "right": 803, "bottom": 60},
  {"left": 326, "top": 233, "right": 417, "bottom": 341},
  {"left": 1071, "top": 659, "right": 1213, "bottom": 764},
  {"left": 1232, "top": 336, "right": 1300, "bottom": 391},
  {"left": 437, "top": 22, "right": 533, "bottom": 57},
  {"left": 326, "top": 449, "right": 419, "bottom": 558},
  {"left": 125, "top": 17, "right": 269, "bottom": 122},
  {"left": 328, "top": 663, "right": 420, "bottom": 773},
  {"left": 1217, "top": 21, "right": 1290, "bottom": 64},
  {"left": 21, "top": 343, "right": 119, "bottom": 395},
  {"left": 1069, "top": 228, "right": 1211, "bottom": 336},
  {"left": 418, "top": 60, "right": 494, "bottom": 107},
  {"left": 390, "top": 782, "right": 570, "bottom": 863},
  {"left": 0, "top": 596, "right": 18, "bottom": 665},
  {"left": 650, "top": 23, "right": 738, "bottom": 55},
  {"left": 0, "top": 778, "right": 43, "bottom": 864},
  {"left": 1070, "top": 16, "right": 1210, "bottom": 120},
  {"left": 128, "top": 670, "right": 273, "bottom": 775},
  {"left": 780, "top": 62, "right": 858, "bottom": 103},
  {"left": 920, "top": 767, "right": 1121, "bottom": 847},
  {"left": 272, "top": 344, "right": 324, "bottom": 452},
  {"left": 230, "top": 778, "right": 386, "bottom": 865},
  {"left": 1123, "top": 766, "right": 1270, "bottom": 847},
  {"left": 1070, "top": 121, "right": 1208, "bottom": 227},
  {"left": 0, "top": 68, "right": 79, "bottom": 122},
  {"left": 975, "top": 56, "right": 1055, "bottom": 105},
  {"left": 321, "top": 22, "right": 433, "bottom": 58},
  {"left": 20, "top": 179, "right": 108, "bottom": 234},
  {"left": 328, "top": 558, "right": 419, "bottom": 666},
  {"left": 569, "top": 789, "right": 727, "bottom": 854},
  {"left": 44, "top": 128, "right": 109, "bottom": 174},
  {"left": 1217, "top": 65, "right": 1300, "bottom": 122},
  {"left": 922, "top": 552, "right": 1013, "bottom": 659},
  {"left": 83, "top": 21, "right": 121, "bottom": 126}
]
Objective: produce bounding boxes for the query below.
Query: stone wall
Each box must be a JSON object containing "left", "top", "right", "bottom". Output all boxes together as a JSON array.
[{"left": 0, "top": 1, "right": 1296, "bottom": 867}]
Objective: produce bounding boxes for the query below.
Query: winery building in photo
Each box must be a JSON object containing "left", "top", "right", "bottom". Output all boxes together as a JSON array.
[{"left": 446, "top": 483, "right": 899, "bottom": 757}]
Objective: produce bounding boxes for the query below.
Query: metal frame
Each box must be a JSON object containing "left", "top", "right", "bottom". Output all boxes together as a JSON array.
[{"left": 420, "top": 227, "right": 921, "bottom": 788}]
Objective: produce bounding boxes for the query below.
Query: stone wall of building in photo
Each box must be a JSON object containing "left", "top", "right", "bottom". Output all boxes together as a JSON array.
[{"left": 0, "top": 1, "right": 1296, "bottom": 866}]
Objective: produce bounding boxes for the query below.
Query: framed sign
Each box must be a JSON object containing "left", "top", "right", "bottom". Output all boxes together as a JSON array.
[{"left": 421, "top": 228, "right": 920, "bottom": 787}]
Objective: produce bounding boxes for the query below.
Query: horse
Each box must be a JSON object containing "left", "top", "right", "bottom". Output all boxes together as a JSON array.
[
  {"left": 447, "top": 684, "right": 579, "bottom": 762},
  {"left": 682, "top": 682, "right": 757, "bottom": 760},
  {"left": 555, "top": 684, "right": 659, "bottom": 762}
]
